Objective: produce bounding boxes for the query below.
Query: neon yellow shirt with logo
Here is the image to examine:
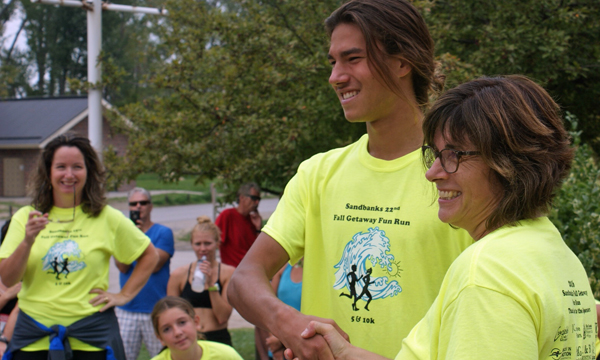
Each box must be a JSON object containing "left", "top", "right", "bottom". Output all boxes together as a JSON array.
[{"left": 0, "top": 205, "right": 150, "bottom": 351}]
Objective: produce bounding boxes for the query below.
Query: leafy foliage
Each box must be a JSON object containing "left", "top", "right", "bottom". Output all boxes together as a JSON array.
[
  {"left": 0, "top": 0, "right": 167, "bottom": 103},
  {"left": 424, "top": 0, "right": 600, "bottom": 152},
  {"left": 550, "top": 113, "right": 600, "bottom": 296},
  {"left": 106, "top": 0, "right": 366, "bottom": 197}
]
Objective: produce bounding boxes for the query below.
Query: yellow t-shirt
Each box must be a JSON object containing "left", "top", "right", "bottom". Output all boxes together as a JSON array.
[
  {"left": 0, "top": 204, "right": 150, "bottom": 351},
  {"left": 263, "top": 134, "right": 473, "bottom": 358},
  {"left": 150, "top": 340, "right": 243, "bottom": 360},
  {"left": 397, "top": 217, "right": 597, "bottom": 360}
]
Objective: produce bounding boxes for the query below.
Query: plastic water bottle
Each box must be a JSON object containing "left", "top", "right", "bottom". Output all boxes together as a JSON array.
[{"left": 191, "top": 255, "right": 207, "bottom": 292}]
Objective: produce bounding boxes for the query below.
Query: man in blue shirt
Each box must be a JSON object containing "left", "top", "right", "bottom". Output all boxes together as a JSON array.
[{"left": 115, "top": 187, "right": 174, "bottom": 360}]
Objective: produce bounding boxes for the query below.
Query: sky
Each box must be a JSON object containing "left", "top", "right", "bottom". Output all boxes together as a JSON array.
[{"left": 2, "top": 3, "right": 27, "bottom": 52}]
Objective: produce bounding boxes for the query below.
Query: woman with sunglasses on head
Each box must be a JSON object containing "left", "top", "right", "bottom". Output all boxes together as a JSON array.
[
  {"left": 0, "top": 133, "right": 158, "bottom": 360},
  {"left": 299, "top": 76, "right": 597, "bottom": 359},
  {"left": 167, "top": 216, "right": 235, "bottom": 346}
]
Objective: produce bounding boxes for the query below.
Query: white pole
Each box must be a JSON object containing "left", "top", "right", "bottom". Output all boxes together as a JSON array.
[
  {"left": 87, "top": 0, "right": 103, "bottom": 157},
  {"left": 31, "top": 0, "right": 167, "bottom": 160},
  {"left": 31, "top": 0, "right": 168, "bottom": 15}
]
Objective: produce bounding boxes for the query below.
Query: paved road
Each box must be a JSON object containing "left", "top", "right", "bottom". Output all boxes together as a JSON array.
[{"left": 108, "top": 197, "right": 280, "bottom": 329}]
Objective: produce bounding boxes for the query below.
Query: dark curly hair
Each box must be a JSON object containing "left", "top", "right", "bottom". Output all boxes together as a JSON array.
[
  {"left": 28, "top": 133, "right": 107, "bottom": 217},
  {"left": 325, "top": 0, "right": 443, "bottom": 109},
  {"left": 422, "top": 75, "right": 574, "bottom": 231}
]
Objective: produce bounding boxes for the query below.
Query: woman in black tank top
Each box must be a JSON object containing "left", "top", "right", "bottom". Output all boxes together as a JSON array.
[{"left": 167, "top": 216, "right": 236, "bottom": 346}]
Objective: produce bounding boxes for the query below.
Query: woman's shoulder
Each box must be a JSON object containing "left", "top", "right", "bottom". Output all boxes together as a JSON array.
[
  {"left": 95, "top": 204, "right": 122, "bottom": 217},
  {"left": 220, "top": 263, "right": 236, "bottom": 278},
  {"left": 172, "top": 263, "right": 193, "bottom": 277},
  {"left": 13, "top": 205, "right": 34, "bottom": 217}
]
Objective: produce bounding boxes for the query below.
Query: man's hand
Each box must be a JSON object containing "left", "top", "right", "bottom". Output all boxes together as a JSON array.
[
  {"left": 294, "top": 321, "right": 389, "bottom": 360},
  {"left": 249, "top": 211, "right": 262, "bottom": 231},
  {"left": 274, "top": 312, "right": 349, "bottom": 360},
  {"left": 298, "top": 321, "right": 353, "bottom": 359}
]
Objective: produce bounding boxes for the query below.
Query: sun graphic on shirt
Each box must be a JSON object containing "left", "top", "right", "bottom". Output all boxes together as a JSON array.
[{"left": 386, "top": 260, "right": 403, "bottom": 278}]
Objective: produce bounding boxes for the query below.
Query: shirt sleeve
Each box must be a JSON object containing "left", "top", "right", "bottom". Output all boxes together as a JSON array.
[
  {"left": 0, "top": 206, "right": 32, "bottom": 259},
  {"left": 262, "top": 164, "right": 309, "bottom": 264},
  {"left": 215, "top": 210, "right": 229, "bottom": 245},
  {"left": 111, "top": 208, "right": 151, "bottom": 264},
  {"left": 154, "top": 226, "right": 174, "bottom": 256}
]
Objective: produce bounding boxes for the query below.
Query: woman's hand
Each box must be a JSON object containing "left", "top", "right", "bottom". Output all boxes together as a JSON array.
[
  {"left": 89, "top": 289, "right": 129, "bottom": 313},
  {"left": 3, "top": 283, "right": 21, "bottom": 300},
  {"left": 199, "top": 260, "right": 212, "bottom": 289},
  {"left": 24, "top": 211, "right": 49, "bottom": 244}
]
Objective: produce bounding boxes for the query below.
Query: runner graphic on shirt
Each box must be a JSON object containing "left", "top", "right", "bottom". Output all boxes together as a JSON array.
[
  {"left": 355, "top": 268, "right": 375, "bottom": 311},
  {"left": 333, "top": 227, "right": 402, "bottom": 311},
  {"left": 42, "top": 239, "right": 87, "bottom": 280},
  {"left": 339, "top": 264, "right": 362, "bottom": 310}
]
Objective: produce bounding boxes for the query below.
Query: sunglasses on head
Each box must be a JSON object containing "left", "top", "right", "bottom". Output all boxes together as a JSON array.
[{"left": 129, "top": 200, "right": 151, "bottom": 206}]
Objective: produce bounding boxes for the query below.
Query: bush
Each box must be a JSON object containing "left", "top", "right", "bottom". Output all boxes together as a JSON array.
[{"left": 550, "top": 113, "right": 600, "bottom": 297}]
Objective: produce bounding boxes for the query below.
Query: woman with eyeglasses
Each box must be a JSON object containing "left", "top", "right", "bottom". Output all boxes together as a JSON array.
[
  {"left": 298, "top": 76, "right": 597, "bottom": 360},
  {"left": 167, "top": 216, "right": 235, "bottom": 346},
  {"left": 0, "top": 133, "right": 158, "bottom": 360}
]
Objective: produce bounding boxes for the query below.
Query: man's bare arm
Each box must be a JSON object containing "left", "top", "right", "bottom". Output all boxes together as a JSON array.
[{"left": 228, "top": 233, "right": 345, "bottom": 359}]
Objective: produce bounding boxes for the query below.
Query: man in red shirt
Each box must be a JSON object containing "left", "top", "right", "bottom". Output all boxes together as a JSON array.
[{"left": 216, "top": 182, "right": 262, "bottom": 267}]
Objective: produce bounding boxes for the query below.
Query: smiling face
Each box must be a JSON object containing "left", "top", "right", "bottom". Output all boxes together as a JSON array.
[
  {"left": 191, "top": 230, "right": 218, "bottom": 261},
  {"left": 425, "top": 132, "right": 503, "bottom": 240},
  {"left": 328, "top": 23, "right": 403, "bottom": 124},
  {"left": 155, "top": 307, "right": 200, "bottom": 352},
  {"left": 50, "top": 146, "right": 87, "bottom": 207}
]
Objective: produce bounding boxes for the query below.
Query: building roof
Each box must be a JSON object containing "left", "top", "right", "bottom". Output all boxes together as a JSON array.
[{"left": 0, "top": 97, "right": 90, "bottom": 149}]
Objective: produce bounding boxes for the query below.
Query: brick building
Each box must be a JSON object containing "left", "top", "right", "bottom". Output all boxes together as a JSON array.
[{"left": 0, "top": 96, "right": 133, "bottom": 197}]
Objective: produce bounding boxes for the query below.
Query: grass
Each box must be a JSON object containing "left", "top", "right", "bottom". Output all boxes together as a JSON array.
[
  {"left": 136, "top": 328, "right": 255, "bottom": 360},
  {"left": 230, "top": 328, "right": 256, "bottom": 360},
  {"left": 147, "top": 193, "right": 212, "bottom": 206}
]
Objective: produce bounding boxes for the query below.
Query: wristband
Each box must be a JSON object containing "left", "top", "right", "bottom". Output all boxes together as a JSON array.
[{"left": 208, "top": 283, "right": 220, "bottom": 292}]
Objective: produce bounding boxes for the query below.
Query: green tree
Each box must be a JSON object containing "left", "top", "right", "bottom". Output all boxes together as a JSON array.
[
  {"left": 424, "top": 0, "right": 600, "bottom": 151},
  {"left": 105, "top": 0, "right": 366, "bottom": 197},
  {"left": 0, "top": 0, "right": 165, "bottom": 101},
  {"left": 550, "top": 113, "right": 600, "bottom": 296}
]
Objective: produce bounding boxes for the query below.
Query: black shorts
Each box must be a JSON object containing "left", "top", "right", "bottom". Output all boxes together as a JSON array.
[{"left": 202, "top": 328, "right": 232, "bottom": 346}]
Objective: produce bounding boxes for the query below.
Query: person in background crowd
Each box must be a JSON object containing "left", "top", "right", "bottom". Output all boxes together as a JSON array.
[
  {"left": 0, "top": 219, "right": 20, "bottom": 357},
  {"left": 168, "top": 216, "right": 235, "bottom": 346},
  {"left": 115, "top": 187, "right": 175, "bottom": 360},
  {"left": 215, "top": 182, "right": 262, "bottom": 268},
  {"left": 150, "top": 296, "right": 242, "bottom": 360},
  {"left": 0, "top": 133, "right": 158, "bottom": 360},
  {"left": 265, "top": 259, "right": 303, "bottom": 360},
  {"left": 227, "top": 0, "right": 472, "bottom": 358},
  {"left": 301, "top": 76, "right": 598, "bottom": 360}
]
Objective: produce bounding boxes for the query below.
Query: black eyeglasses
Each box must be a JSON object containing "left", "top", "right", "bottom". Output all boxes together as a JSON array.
[
  {"left": 129, "top": 200, "right": 151, "bottom": 206},
  {"left": 421, "top": 146, "right": 481, "bottom": 174},
  {"left": 245, "top": 194, "right": 261, "bottom": 202},
  {"left": 48, "top": 184, "right": 76, "bottom": 223}
]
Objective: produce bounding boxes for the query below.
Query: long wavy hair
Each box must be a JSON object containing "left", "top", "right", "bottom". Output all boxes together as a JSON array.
[
  {"left": 28, "top": 133, "right": 107, "bottom": 217},
  {"left": 325, "top": 0, "right": 444, "bottom": 109}
]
